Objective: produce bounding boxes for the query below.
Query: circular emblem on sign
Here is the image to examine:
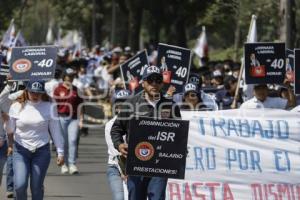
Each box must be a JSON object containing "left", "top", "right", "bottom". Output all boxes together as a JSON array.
[
  {"left": 135, "top": 142, "right": 155, "bottom": 161},
  {"left": 12, "top": 59, "right": 32, "bottom": 73}
]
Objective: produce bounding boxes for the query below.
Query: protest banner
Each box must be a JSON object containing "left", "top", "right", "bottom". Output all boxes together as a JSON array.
[
  {"left": 157, "top": 43, "right": 191, "bottom": 94},
  {"left": 0, "top": 64, "right": 10, "bottom": 84},
  {"left": 244, "top": 42, "right": 285, "bottom": 84},
  {"left": 120, "top": 50, "right": 149, "bottom": 94},
  {"left": 126, "top": 117, "right": 189, "bottom": 179},
  {"left": 286, "top": 49, "right": 294, "bottom": 83},
  {"left": 165, "top": 109, "right": 300, "bottom": 200},
  {"left": 10, "top": 46, "right": 57, "bottom": 80},
  {"left": 9, "top": 80, "right": 26, "bottom": 94},
  {"left": 294, "top": 49, "right": 300, "bottom": 95}
]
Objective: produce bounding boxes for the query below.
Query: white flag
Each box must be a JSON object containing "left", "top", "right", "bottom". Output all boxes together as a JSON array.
[
  {"left": 194, "top": 26, "right": 208, "bottom": 57},
  {"left": 46, "top": 25, "right": 54, "bottom": 44},
  {"left": 247, "top": 15, "right": 257, "bottom": 43},
  {"left": 59, "top": 31, "right": 76, "bottom": 48},
  {"left": 193, "top": 26, "right": 208, "bottom": 66},
  {"left": 243, "top": 15, "right": 257, "bottom": 100},
  {"left": 15, "top": 31, "right": 27, "bottom": 47},
  {"left": 1, "top": 19, "right": 16, "bottom": 48}
]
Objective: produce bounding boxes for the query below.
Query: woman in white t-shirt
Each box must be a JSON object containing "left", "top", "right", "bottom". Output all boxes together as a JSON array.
[{"left": 6, "top": 80, "right": 64, "bottom": 200}]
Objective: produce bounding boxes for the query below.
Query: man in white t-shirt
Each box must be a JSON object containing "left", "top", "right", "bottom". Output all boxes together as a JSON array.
[{"left": 240, "top": 84, "right": 295, "bottom": 110}]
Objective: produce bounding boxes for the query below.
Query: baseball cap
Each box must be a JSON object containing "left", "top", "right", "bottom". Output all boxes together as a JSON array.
[
  {"left": 188, "top": 73, "right": 202, "bottom": 87},
  {"left": 112, "top": 89, "right": 131, "bottom": 104},
  {"left": 65, "top": 68, "right": 76, "bottom": 75},
  {"left": 212, "top": 70, "right": 222, "bottom": 78},
  {"left": 26, "top": 80, "right": 46, "bottom": 93},
  {"left": 124, "top": 46, "right": 131, "bottom": 52},
  {"left": 112, "top": 47, "right": 122, "bottom": 53},
  {"left": 183, "top": 83, "right": 199, "bottom": 95},
  {"left": 142, "top": 65, "right": 162, "bottom": 80}
]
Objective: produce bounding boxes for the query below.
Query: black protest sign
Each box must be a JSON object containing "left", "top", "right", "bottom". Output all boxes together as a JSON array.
[
  {"left": 157, "top": 43, "right": 191, "bottom": 94},
  {"left": 286, "top": 49, "right": 294, "bottom": 83},
  {"left": 244, "top": 43, "right": 285, "bottom": 84},
  {"left": 10, "top": 81, "right": 26, "bottom": 94},
  {"left": 10, "top": 46, "right": 57, "bottom": 81},
  {"left": 120, "top": 50, "right": 149, "bottom": 94},
  {"left": 0, "top": 64, "right": 10, "bottom": 84},
  {"left": 294, "top": 49, "right": 300, "bottom": 94},
  {"left": 126, "top": 117, "right": 189, "bottom": 179}
]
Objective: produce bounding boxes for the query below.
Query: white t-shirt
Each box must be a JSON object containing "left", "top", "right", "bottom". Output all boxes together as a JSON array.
[
  {"left": 105, "top": 116, "right": 120, "bottom": 165},
  {"left": 8, "top": 101, "right": 64, "bottom": 156},
  {"left": 45, "top": 79, "right": 62, "bottom": 98},
  {"left": 240, "top": 96, "right": 287, "bottom": 109}
]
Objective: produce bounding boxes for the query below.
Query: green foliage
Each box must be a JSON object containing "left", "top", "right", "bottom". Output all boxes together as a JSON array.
[
  {"left": 0, "top": 0, "right": 299, "bottom": 60},
  {"left": 210, "top": 47, "right": 243, "bottom": 61},
  {"left": 0, "top": 0, "right": 22, "bottom": 37}
]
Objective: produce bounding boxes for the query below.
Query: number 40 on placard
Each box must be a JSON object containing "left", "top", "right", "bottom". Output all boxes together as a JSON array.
[
  {"left": 37, "top": 59, "right": 53, "bottom": 68},
  {"left": 175, "top": 66, "right": 187, "bottom": 78},
  {"left": 270, "top": 59, "right": 284, "bottom": 69}
]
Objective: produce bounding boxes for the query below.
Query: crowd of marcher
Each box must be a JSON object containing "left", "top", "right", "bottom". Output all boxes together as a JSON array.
[{"left": 0, "top": 43, "right": 299, "bottom": 200}]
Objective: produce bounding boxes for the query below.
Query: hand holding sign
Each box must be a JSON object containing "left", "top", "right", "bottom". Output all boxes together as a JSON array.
[
  {"left": 157, "top": 43, "right": 191, "bottom": 94},
  {"left": 120, "top": 50, "right": 149, "bottom": 94},
  {"left": 118, "top": 143, "right": 128, "bottom": 158}
]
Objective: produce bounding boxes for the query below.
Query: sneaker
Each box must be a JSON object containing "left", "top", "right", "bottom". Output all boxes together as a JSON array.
[
  {"left": 69, "top": 164, "right": 79, "bottom": 174},
  {"left": 6, "top": 191, "right": 14, "bottom": 198},
  {"left": 61, "top": 164, "right": 69, "bottom": 174}
]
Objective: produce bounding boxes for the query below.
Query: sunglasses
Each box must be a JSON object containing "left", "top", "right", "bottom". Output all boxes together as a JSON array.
[
  {"left": 185, "top": 92, "right": 198, "bottom": 98},
  {"left": 146, "top": 76, "right": 163, "bottom": 84}
]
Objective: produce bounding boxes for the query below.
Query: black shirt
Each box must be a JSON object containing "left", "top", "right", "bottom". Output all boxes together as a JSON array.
[{"left": 110, "top": 92, "right": 181, "bottom": 150}]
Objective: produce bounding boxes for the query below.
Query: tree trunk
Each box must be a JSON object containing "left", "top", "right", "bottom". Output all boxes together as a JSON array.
[
  {"left": 279, "top": 0, "right": 296, "bottom": 49},
  {"left": 174, "top": 17, "right": 187, "bottom": 47},
  {"left": 126, "top": 0, "right": 143, "bottom": 51},
  {"left": 233, "top": 21, "right": 241, "bottom": 62},
  {"left": 116, "top": 0, "right": 129, "bottom": 46},
  {"left": 233, "top": 2, "right": 241, "bottom": 62},
  {"left": 278, "top": 0, "right": 286, "bottom": 43},
  {"left": 287, "top": 0, "right": 296, "bottom": 49}
]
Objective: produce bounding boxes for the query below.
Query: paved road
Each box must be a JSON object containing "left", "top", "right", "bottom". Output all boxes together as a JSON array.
[{"left": 0, "top": 127, "right": 113, "bottom": 200}]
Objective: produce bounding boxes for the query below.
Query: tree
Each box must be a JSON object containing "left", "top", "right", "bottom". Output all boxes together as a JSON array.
[{"left": 126, "top": 0, "right": 144, "bottom": 51}]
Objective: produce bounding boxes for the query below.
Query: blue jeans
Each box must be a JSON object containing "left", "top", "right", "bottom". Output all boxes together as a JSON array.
[
  {"left": 0, "top": 141, "right": 7, "bottom": 186},
  {"left": 6, "top": 154, "right": 14, "bottom": 192},
  {"left": 127, "top": 176, "right": 167, "bottom": 200},
  {"left": 107, "top": 165, "right": 124, "bottom": 200},
  {"left": 59, "top": 117, "right": 79, "bottom": 165},
  {"left": 13, "top": 142, "right": 51, "bottom": 200}
]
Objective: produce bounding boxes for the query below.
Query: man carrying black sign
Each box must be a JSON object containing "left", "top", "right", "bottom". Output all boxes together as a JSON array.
[{"left": 111, "top": 65, "right": 181, "bottom": 200}]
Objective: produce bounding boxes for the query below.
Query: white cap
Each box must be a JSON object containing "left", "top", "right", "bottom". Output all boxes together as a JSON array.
[
  {"left": 112, "top": 47, "right": 122, "bottom": 53},
  {"left": 213, "top": 70, "right": 222, "bottom": 77}
]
